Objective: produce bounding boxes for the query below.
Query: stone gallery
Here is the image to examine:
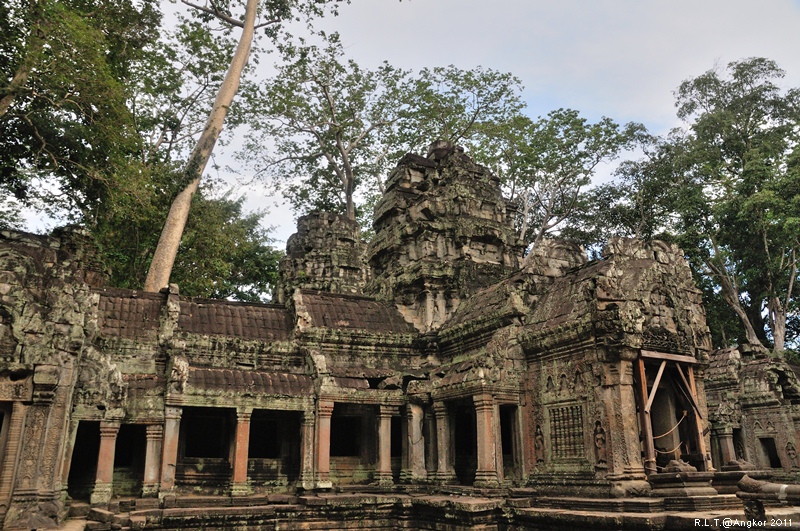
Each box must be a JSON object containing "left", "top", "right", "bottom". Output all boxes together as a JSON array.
[{"left": 0, "top": 144, "right": 790, "bottom": 529}]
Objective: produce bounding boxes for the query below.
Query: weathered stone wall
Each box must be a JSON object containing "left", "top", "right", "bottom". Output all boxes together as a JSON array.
[
  {"left": 275, "top": 212, "right": 369, "bottom": 305},
  {"left": 706, "top": 346, "right": 800, "bottom": 477},
  {"left": 0, "top": 230, "right": 108, "bottom": 528}
]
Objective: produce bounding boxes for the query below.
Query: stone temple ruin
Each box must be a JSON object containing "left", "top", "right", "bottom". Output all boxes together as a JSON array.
[{"left": 0, "top": 143, "right": 797, "bottom": 529}]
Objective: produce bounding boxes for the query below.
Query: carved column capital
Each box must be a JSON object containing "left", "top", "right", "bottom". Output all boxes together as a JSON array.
[
  {"left": 236, "top": 407, "right": 253, "bottom": 423},
  {"left": 473, "top": 393, "right": 495, "bottom": 411},
  {"left": 145, "top": 424, "right": 164, "bottom": 440},
  {"left": 99, "top": 422, "right": 121, "bottom": 438},
  {"left": 432, "top": 401, "right": 448, "bottom": 418},
  {"left": 378, "top": 405, "right": 396, "bottom": 419},
  {"left": 164, "top": 405, "right": 182, "bottom": 421},
  {"left": 318, "top": 400, "right": 334, "bottom": 417}
]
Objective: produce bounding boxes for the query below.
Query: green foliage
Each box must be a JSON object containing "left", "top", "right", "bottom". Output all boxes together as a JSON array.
[
  {"left": 242, "top": 35, "right": 525, "bottom": 224},
  {"left": 95, "top": 173, "right": 281, "bottom": 302},
  {"left": 0, "top": 0, "right": 159, "bottom": 219},
  {"left": 573, "top": 58, "right": 800, "bottom": 351},
  {"left": 398, "top": 65, "right": 524, "bottom": 153},
  {"left": 240, "top": 32, "right": 409, "bottom": 221},
  {"left": 481, "top": 109, "right": 644, "bottom": 247}
]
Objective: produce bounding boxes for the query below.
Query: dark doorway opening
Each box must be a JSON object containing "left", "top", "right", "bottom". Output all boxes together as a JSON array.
[
  {"left": 67, "top": 421, "right": 100, "bottom": 500},
  {"left": 500, "top": 405, "right": 519, "bottom": 481},
  {"left": 113, "top": 424, "right": 146, "bottom": 497},
  {"left": 452, "top": 401, "right": 476, "bottom": 485}
]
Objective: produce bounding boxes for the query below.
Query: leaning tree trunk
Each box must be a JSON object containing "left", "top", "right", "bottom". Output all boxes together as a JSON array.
[{"left": 143, "top": 0, "right": 257, "bottom": 292}]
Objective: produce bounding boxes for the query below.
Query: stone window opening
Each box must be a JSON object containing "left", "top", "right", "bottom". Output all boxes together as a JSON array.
[
  {"left": 180, "top": 407, "right": 232, "bottom": 459},
  {"left": 330, "top": 415, "right": 362, "bottom": 457},
  {"left": 247, "top": 410, "right": 301, "bottom": 486},
  {"left": 176, "top": 407, "right": 234, "bottom": 489}
]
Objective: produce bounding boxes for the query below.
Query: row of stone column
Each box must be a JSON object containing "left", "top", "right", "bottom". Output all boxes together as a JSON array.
[{"left": 86, "top": 394, "right": 510, "bottom": 504}]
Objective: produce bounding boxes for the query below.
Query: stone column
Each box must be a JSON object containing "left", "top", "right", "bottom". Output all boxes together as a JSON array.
[
  {"left": 58, "top": 419, "right": 80, "bottom": 496},
  {"left": 315, "top": 400, "right": 333, "bottom": 489},
  {"left": 603, "top": 354, "right": 651, "bottom": 497},
  {"left": 142, "top": 425, "right": 163, "bottom": 497},
  {"left": 230, "top": 407, "right": 252, "bottom": 496},
  {"left": 716, "top": 428, "right": 736, "bottom": 465},
  {"left": 299, "top": 410, "right": 315, "bottom": 490},
  {"left": 90, "top": 421, "right": 120, "bottom": 505},
  {"left": 159, "top": 406, "right": 182, "bottom": 494},
  {"left": 473, "top": 394, "right": 500, "bottom": 488},
  {"left": 0, "top": 402, "right": 26, "bottom": 526},
  {"left": 433, "top": 401, "right": 455, "bottom": 483},
  {"left": 401, "top": 403, "right": 426, "bottom": 483},
  {"left": 376, "top": 406, "right": 394, "bottom": 486}
]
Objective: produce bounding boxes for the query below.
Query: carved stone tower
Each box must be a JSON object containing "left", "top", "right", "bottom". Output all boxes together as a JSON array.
[
  {"left": 274, "top": 212, "right": 369, "bottom": 304},
  {"left": 367, "top": 142, "right": 524, "bottom": 331}
]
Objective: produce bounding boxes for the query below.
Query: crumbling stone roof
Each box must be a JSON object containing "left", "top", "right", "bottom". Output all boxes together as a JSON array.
[
  {"left": 97, "top": 290, "right": 163, "bottom": 339},
  {"left": 298, "top": 289, "right": 414, "bottom": 334},
  {"left": 187, "top": 367, "right": 313, "bottom": 395},
  {"left": 177, "top": 298, "right": 293, "bottom": 341}
]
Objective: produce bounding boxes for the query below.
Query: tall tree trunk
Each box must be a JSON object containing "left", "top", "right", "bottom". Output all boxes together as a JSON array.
[
  {"left": 710, "top": 260, "right": 764, "bottom": 348},
  {"left": 143, "top": 0, "right": 257, "bottom": 292},
  {"left": 768, "top": 296, "right": 787, "bottom": 353}
]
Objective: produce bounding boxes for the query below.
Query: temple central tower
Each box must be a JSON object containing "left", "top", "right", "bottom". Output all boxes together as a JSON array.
[{"left": 367, "top": 142, "right": 524, "bottom": 331}]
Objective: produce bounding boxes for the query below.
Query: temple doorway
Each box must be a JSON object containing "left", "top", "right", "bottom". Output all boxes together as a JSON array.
[
  {"left": 67, "top": 421, "right": 99, "bottom": 500},
  {"left": 635, "top": 352, "right": 708, "bottom": 474},
  {"left": 451, "top": 400, "right": 477, "bottom": 485}
]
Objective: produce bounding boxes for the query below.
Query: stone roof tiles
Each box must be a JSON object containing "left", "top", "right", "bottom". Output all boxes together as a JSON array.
[
  {"left": 187, "top": 367, "right": 312, "bottom": 395},
  {"left": 299, "top": 290, "right": 414, "bottom": 334},
  {"left": 97, "top": 290, "right": 163, "bottom": 339},
  {"left": 178, "top": 298, "right": 293, "bottom": 341}
]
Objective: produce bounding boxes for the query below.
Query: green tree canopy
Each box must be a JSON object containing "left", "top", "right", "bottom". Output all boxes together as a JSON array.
[
  {"left": 240, "top": 32, "right": 408, "bottom": 222},
  {"left": 568, "top": 58, "right": 800, "bottom": 352}
]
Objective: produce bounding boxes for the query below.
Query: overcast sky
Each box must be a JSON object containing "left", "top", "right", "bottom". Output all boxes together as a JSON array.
[
  {"left": 22, "top": 1, "right": 800, "bottom": 244},
  {"left": 243, "top": 0, "right": 800, "bottom": 243}
]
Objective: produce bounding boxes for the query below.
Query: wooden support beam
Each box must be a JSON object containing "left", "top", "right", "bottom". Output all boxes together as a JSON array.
[{"left": 635, "top": 358, "right": 657, "bottom": 475}]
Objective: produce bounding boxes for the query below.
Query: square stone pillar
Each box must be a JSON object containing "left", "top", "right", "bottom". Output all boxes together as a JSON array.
[
  {"left": 230, "top": 407, "right": 252, "bottom": 496},
  {"left": 376, "top": 406, "right": 394, "bottom": 486},
  {"left": 716, "top": 428, "right": 736, "bottom": 465},
  {"left": 473, "top": 394, "right": 500, "bottom": 488},
  {"left": 299, "top": 410, "right": 316, "bottom": 490},
  {"left": 159, "top": 406, "right": 182, "bottom": 494},
  {"left": 401, "top": 403, "right": 426, "bottom": 483},
  {"left": 315, "top": 400, "right": 334, "bottom": 489},
  {"left": 90, "top": 421, "right": 120, "bottom": 506},
  {"left": 142, "top": 425, "right": 163, "bottom": 497},
  {"left": 0, "top": 402, "right": 26, "bottom": 526},
  {"left": 433, "top": 401, "right": 455, "bottom": 483}
]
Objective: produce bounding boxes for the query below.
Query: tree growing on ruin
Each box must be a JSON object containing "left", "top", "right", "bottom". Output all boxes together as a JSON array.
[
  {"left": 143, "top": 0, "right": 341, "bottom": 293},
  {"left": 241, "top": 32, "right": 408, "bottom": 222},
  {"left": 571, "top": 58, "right": 800, "bottom": 352},
  {"left": 244, "top": 45, "right": 524, "bottom": 222},
  {"left": 669, "top": 57, "right": 800, "bottom": 352},
  {"left": 397, "top": 65, "right": 524, "bottom": 154}
]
